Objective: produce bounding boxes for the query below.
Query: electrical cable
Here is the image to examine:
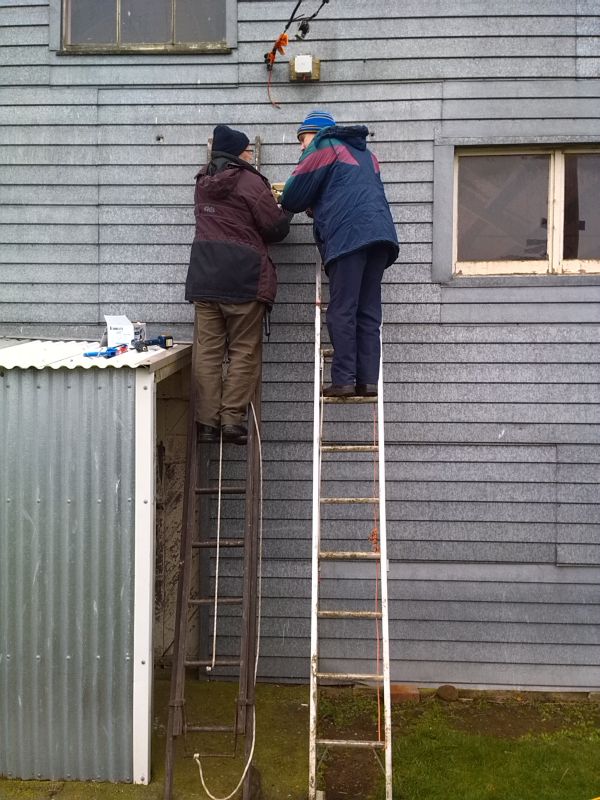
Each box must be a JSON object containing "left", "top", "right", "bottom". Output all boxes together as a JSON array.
[
  {"left": 194, "top": 404, "right": 264, "bottom": 800},
  {"left": 264, "top": 0, "right": 330, "bottom": 106}
]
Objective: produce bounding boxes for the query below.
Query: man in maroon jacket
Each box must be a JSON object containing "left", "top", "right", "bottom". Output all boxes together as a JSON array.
[{"left": 186, "top": 125, "right": 291, "bottom": 445}]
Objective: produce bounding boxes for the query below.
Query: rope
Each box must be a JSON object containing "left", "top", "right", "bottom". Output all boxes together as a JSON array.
[{"left": 194, "top": 403, "right": 264, "bottom": 800}]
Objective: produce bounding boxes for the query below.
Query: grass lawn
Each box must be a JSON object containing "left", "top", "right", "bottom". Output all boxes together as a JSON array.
[
  {"left": 1, "top": 684, "right": 599, "bottom": 799},
  {"left": 383, "top": 695, "right": 600, "bottom": 800}
]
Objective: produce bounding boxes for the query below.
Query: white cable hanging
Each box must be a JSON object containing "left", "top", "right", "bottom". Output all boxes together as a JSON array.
[{"left": 194, "top": 401, "right": 264, "bottom": 800}]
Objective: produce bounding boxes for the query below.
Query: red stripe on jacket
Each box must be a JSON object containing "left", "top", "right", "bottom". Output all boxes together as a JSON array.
[{"left": 292, "top": 143, "right": 360, "bottom": 176}]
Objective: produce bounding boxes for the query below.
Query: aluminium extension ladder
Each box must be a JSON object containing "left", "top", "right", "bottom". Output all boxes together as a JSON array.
[{"left": 309, "top": 260, "right": 393, "bottom": 800}]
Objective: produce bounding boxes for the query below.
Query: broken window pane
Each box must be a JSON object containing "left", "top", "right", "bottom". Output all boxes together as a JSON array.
[
  {"left": 457, "top": 155, "right": 549, "bottom": 262},
  {"left": 68, "top": 0, "right": 117, "bottom": 44},
  {"left": 121, "top": 0, "right": 171, "bottom": 44},
  {"left": 563, "top": 154, "right": 600, "bottom": 260},
  {"left": 176, "top": 0, "right": 226, "bottom": 43}
]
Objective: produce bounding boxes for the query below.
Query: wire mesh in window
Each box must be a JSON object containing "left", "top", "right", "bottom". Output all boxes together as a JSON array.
[
  {"left": 563, "top": 154, "right": 600, "bottom": 260},
  {"left": 457, "top": 155, "right": 550, "bottom": 262},
  {"left": 69, "top": 0, "right": 117, "bottom": 44}
]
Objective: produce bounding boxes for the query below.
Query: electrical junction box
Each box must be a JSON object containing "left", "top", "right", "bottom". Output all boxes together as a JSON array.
[{"left": 289, "top": 54, "right": 320, "bottom": 81}]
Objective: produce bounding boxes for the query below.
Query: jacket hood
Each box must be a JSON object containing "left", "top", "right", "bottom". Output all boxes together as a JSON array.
[
  {"left": 195, "top": 152, "right": 270, "bottom": 198},
  {"left": 197, "top": 164, "right": 242, "bottom": 199},
  {"left": 315, "top": 124, "right": 369, "bottom": 151}
]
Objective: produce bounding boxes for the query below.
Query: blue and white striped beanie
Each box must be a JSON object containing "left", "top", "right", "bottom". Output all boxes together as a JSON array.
[{"left": 297, "top": 109, "right": 336, "bottom": 140}]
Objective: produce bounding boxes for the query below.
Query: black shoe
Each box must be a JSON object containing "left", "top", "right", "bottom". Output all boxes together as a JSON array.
[
  {"left": 322, "top": 384, "right": 355, "bottom": 398},
  {"left": 197, "top": 423, "right": 219, "bottom": 442},
  {"left": 355, "top": 383, "right": 378, "bottom": 397},
  {"left": 221, "top": 423, "right": 248, "bottom": 445}
]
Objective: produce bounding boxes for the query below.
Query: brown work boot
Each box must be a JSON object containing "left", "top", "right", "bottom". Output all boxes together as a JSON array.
[
  {"left": 322, "top": 384, "right": 355, "bottom": 398},
  {"left": 197, "top": 423, "right": 219, "bottom": 443},
  {"left": 221, "top": 423, "right": 248, "bottom": 445}
]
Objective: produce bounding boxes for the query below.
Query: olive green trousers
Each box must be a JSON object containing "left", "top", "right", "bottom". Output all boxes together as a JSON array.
[{"left": 193, "top": 300, "right": 264, "bottom": 428}]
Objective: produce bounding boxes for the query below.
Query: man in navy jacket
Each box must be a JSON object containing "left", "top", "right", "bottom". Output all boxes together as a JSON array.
[{"left": 281, "top": 110, "right": 398, "bottom": 397}]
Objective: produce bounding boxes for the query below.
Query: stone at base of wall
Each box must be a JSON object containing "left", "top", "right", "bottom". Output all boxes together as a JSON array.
[{"left": 436, "top": 684, "right": 460, "bottom": 702}]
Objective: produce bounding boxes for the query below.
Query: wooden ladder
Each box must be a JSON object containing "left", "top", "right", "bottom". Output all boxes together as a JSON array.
[{"left": 163, "top": 356, "right": 262, "bottom": 800}]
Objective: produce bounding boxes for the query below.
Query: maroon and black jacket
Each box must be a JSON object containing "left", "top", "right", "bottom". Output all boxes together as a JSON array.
[{"left": 185, "top": 152, "right": 291, "bottom": 306}]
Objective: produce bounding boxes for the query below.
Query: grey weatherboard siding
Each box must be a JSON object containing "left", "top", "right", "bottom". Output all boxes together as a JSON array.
[{"left": 1, "top": 0, "right": 599, "bottom": 690}]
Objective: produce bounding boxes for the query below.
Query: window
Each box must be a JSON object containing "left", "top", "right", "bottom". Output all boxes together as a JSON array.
[
  {"left": 62, "top": 0, "right": 233, "bottom": 52},
  {"left": 453, "top": 149, "right": 600, "bottom": 276}
]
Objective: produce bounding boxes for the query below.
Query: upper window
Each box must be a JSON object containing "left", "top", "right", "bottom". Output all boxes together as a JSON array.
[
  {"left": 62, "top": 0, "right": 233, "bottom": 52},
  {"left": 454, "top": 149, "right": 600, "bottom": 275}
]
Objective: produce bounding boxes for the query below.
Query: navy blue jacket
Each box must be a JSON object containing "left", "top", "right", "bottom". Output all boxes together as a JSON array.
[{"left": 280, "top": 125, "right": 399, "bottom": 268}]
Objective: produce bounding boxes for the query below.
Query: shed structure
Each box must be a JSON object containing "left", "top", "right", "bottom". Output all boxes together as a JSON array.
[
  {"left": 0, "top": 0, "right": 599, "bottom": 729},
  {"left": 0, "top": 340, "right": 191, "bottom": 783}
]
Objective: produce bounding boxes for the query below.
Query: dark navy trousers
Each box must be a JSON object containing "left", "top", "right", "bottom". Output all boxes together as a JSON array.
[{"left": 325, "top": 243, "right": 389, "bottom": 386}]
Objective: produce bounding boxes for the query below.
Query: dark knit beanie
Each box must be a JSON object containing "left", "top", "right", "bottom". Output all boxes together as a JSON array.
[{"left": 212, "top": 124, "right": 250, "bottom": 157}]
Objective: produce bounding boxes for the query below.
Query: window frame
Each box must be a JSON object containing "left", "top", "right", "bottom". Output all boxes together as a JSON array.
[
  {"left": 60, "top": 0, "right": 237, "bottom": 54},
  {"left": 452, "top": 146, "right": 600, "bottom": 278}
]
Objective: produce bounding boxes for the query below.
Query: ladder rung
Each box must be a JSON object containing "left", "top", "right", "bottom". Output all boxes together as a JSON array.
[
  {"left": 192, "top": 539, "right": 245, "bottom": 549},
  {"left": 318, "top": 610, "right": 382, "bottom": 619},
  {"left": 195, "top": 485, "right": 245, "bottom": 495},
  {"left": 317, "top": 738, "right": 385, "bottom": 750},
  {"left": 320, "top": 551, "right": 380, "bottom": 561},
  {"left": 322, "top": 396, "right": 377, "bottom": 404},
  {"left": 186, "top": 724, "right": 236, "bottom": 733},
  {"left": 189, "top": 597, "right": 243, "bottom": 606},
  {"left": 316, "top": 672, "right": 384, "bottom": 682},
  {"left": 185, "top": 658, "right": 241, "bottom": 668},
  {"left": 320, "top": 497, "right": 379, "bottom": 504},
  {"left": 321, "top": 444, "right": 378, "bottom": 452}
]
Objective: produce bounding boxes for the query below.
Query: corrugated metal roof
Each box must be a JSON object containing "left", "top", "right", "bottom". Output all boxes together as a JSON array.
[{"left": 0, "top": 339, "right": 189, "bottom": 371}]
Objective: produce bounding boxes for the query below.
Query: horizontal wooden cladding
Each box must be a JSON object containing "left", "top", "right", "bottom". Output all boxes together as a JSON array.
[
  {"left": 0, "top": 5, "right": 48, "bottom": 27},
  {"left": 441, "top": 302, "right": 600, "bottom": 324},
  {"left": 270, "top": 382, "right": 600, "bottom": 405},
  {"left": 262, "top": 340, "right": 600, "bottom": 364},
  {"left": 443, "top": 96, "right": 600, "bottom": 120},
  {"left": 258, "top": 420, "right": 599, "bottom": 446},
  {"left": 262, "top": 402, "right": 600, "bottom": 425},
  {"left": 238, "top": 1, "right": 581, "bottom": 21},
  {"left": 239, "top": 17, "right": 578, "bottom": 41},
  {"left": 221, "top": 443, "right": 600, "bottom": 466},
  {"left": 216, "top": 616, "right": 598, "bottom": 646},
  {"left": 94, "top": 100, "right": 440, "bottom": 127},
  {"left": 262, "top": 359, "right": 599, "bottom": 384}
]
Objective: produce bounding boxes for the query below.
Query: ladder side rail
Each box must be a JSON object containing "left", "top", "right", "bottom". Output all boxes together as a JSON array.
[
  {"left": 308, "top": 257, "right": 323, "bottom": 800},
  {"left": 196, "top": 448, "right": 212, "bottom": 670},
  {"left": 164, "top": 352, "right": 201, "bottom": 800},
  {"left": 241, "top": 372, "right": 263, "bottom": 799},
  {"left": 377, "top": 338, "right": 393, "bottom": 800},
  {"left": 238, "top": 360, "right": 262, "bottom": 736}
]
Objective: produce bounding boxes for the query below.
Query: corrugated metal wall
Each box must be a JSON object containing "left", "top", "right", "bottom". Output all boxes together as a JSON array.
[
  {"left": 0, "top": 367, "right": 135, "bottom": 780},
  {"left": 0, "top": 0, "right": 599, "bottom": 692}
]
